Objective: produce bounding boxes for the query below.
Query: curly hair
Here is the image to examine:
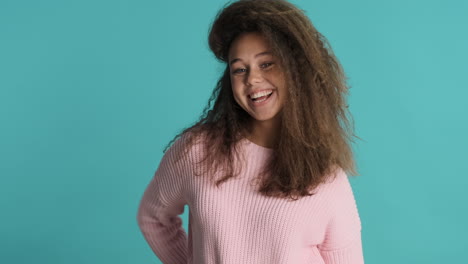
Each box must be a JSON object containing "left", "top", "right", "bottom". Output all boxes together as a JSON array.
[{"left": 163, "top": 0, "right": 362, "bottom": 200}]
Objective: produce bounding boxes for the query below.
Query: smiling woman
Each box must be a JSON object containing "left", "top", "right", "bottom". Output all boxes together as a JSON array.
[
  {"left": 136, "top": 0, "right": 364, "bottom": 263},
  {"left": 228, "top": 32, "right": 287, "bottom": 147}
]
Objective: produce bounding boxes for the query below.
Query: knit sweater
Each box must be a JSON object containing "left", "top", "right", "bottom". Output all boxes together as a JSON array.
[{"left": 136, "top": 134, "right": 364, "bottom": 264}]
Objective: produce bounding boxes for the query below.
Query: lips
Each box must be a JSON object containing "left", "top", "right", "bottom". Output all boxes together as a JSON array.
[
  {"left": 247, "top": 89, "right": 275, "bottom": 107},
  {"left": 248, "top": 89, "right": 274, "bottom": 99}
]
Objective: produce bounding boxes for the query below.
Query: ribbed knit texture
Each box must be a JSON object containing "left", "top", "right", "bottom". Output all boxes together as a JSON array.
[{"left": 137, "top": 134, "right": 364, "bottom": 264}]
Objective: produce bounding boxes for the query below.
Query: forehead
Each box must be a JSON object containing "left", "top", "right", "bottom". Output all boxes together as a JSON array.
[{"left": 228, "top": 32, "right": 272, "bottom": 59}]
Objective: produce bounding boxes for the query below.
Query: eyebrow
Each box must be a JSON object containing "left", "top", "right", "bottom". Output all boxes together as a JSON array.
[{"left": 229, "top": 51, "right": 273, "bottom": 66}]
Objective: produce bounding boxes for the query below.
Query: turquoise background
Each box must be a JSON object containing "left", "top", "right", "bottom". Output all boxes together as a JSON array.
[{"left": 1, "top": 0, "right": 467, "bottom": 263}]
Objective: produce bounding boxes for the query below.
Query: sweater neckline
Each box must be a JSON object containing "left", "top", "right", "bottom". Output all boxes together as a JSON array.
[{"left": 242, "top": 137, "right": 274, "bottom": 152}]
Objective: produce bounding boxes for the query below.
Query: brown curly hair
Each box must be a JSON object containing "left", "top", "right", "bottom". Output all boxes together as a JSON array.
[{"left": 163, "top": 0, "right": 362, "bottom": 200}]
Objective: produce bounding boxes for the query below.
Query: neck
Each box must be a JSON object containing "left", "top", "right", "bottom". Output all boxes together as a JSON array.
[{"left": 245, "top": 115, "right": 281, "bottom": 149}]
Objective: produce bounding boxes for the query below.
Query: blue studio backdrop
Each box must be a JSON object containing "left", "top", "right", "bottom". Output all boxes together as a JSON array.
[{"left": 1, "top": 0, "right": 467, "bottom": 263}]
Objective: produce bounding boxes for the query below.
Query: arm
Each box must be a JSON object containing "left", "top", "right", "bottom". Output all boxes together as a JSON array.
[
  {"left": 318, "top": 168, "right": 365, "bottom": 264},
  {"left": 136, "top": 136, "right": 189, "bottom": 264}
]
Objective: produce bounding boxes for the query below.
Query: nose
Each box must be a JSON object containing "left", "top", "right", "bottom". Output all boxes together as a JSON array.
[{"left": 245, "top": 68, "right": 263, "bottom": 86}]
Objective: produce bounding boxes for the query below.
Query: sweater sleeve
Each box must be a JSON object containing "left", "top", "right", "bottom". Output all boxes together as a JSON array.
[
  {"left": 318, "top": 168, "right": 364, "bottom": 264},
  {"left": 136, "top": 136, "right": 189, "bottom": 264}
]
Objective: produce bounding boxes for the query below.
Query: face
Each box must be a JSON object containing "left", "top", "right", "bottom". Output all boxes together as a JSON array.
[{"left": 228, "top": 32, "right": 286, "bottom": 126}]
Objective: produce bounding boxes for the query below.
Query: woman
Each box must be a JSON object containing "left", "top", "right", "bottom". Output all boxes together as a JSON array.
[{"left": 137, "top": 0, "right": 364, "bottom": 263}]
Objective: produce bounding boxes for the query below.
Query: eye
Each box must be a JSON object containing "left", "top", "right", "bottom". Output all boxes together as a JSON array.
[
  {"left": 260, "top": 62, "right": 274, "bottom": 69},
  {"left": 232, "top": 68, "right": 247, "bottom": 74}
]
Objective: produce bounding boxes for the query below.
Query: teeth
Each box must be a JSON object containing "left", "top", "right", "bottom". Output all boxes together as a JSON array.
[{"left": 250, "top": 90, "right": 273, "bottom": 99}]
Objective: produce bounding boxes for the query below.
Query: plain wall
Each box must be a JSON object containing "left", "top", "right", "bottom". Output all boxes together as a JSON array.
[{"left": 1, "top": 0, "right": 467, "bottom": 263}]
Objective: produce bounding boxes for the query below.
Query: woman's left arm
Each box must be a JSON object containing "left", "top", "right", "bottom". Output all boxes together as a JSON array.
[{"left": 318, "top": 168, "right": 365, "bottom": 264}]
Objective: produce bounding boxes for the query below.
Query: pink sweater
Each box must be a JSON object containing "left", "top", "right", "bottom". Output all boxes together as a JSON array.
[{"left": 137, "top": 134, "right": 364, "bottom": 264}]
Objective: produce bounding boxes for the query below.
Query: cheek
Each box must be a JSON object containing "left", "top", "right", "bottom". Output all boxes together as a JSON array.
[
  {"left": 274, "top": 70, "right": 286, "bottom": 85},
  {"left": 272, "top": 75, "right": 287, "bottom": 103},
  {"left": 231, "top": 76, "right": 243, "bottom": 87},
  {"left": 230, "top": 86, "right": 244, "bottom": 106},
  {"left": 231, "top": 79, "right": 244, "bottom": 98},
  {"left": 273, "top": 71, "right": 286, "bottom": 90}
]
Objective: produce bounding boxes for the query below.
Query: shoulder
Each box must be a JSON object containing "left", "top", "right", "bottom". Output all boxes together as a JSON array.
[
  {"left": 163, "top": 131, "right": 206, "bottom": 166},
  {"left": 327, "top": 167, "right": 353, "bottom": 193},
  {"left": 325, "top": 166, "right": 361, "bottom": 224},
  {"left": 318, "top": 166, "right": 360, "bottom": 214},
  {"left": 317, "top": 166, "right": 350, "bottom": 192}
]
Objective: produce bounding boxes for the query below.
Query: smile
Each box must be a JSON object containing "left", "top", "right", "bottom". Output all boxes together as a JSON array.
[{"left": 248, "top": 90, "right": 275, "bottom": 107}]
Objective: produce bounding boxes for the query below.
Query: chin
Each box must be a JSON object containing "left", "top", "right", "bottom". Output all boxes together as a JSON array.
[{"left": 250, "top": 112, "right": 281, "bottom": 122}]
